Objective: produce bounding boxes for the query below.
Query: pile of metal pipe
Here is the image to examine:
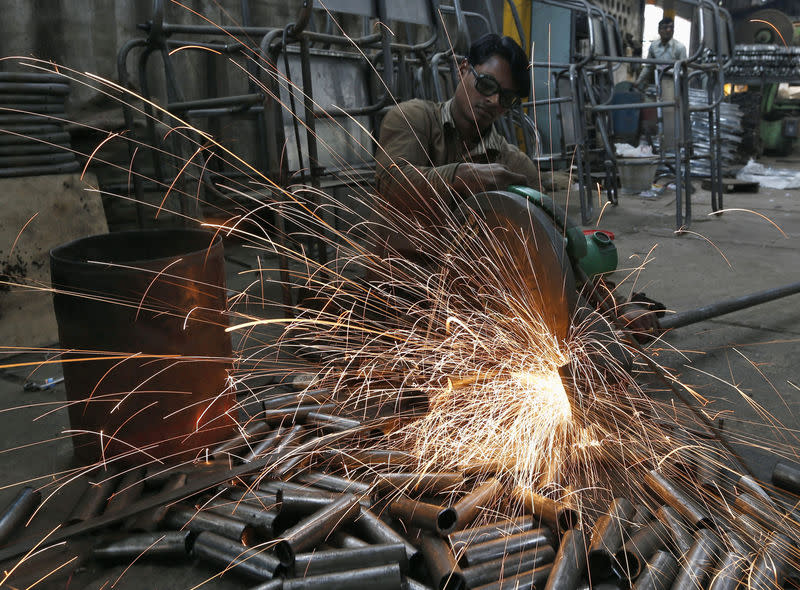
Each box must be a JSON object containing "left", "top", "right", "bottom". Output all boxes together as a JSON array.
[
  {"left": 3, "top": 380, "right": 800, "bottom": 590},
  {"left": 0, "top": 71, "right": 80, "bottom": 177}
]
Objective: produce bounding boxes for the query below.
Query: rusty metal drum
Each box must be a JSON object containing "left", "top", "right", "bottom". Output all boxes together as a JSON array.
[{"left": 50, "top": 228, "right": 235, "bottom": 466}]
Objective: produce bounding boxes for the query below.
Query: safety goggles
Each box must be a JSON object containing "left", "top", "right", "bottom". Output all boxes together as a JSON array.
[{"left": 469, "top": 65, "right": 521, "bottom": 109}]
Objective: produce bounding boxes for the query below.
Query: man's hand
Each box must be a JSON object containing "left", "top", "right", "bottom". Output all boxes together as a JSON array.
[{"left": 452, "top": 163, "right": 528, "bottom": 195}]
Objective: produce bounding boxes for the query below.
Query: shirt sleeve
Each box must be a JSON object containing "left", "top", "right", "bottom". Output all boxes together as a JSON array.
[
  {"left": 374, "top": 101, "right": 459, "bottom": 218},
  {"left": 495, "top": 138, "right": 571, "bottom": 192},
  {"left": 635, "top": 44, "right": 657, "bottom": 87}
]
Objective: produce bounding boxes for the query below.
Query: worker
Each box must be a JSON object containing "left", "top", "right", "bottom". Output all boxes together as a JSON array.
[
  {"left": 373, "top": 33, "right": 570, "bottom": 260},
  {"left": 633, "top": 17, "right": 687, "bottom": 91}
]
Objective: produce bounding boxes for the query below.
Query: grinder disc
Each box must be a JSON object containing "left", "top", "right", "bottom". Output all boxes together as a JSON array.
[
  {"left": 454, "top": 190, "right": 577, "bottom": 341},
  {"left": 735, "top": 9, "right": 794, "bottom": 45}
]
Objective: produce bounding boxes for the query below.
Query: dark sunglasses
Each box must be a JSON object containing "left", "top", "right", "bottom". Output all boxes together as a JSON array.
[{"left": 469, "top": 65, "right": 521, "bottom": 109}]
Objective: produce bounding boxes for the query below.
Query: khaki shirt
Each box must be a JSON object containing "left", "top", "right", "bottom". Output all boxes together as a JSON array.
[{"left": 375, "top": 98, "right": 562, "bottom": 217}]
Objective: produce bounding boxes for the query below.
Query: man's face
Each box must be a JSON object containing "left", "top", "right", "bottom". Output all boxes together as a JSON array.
[
  {"left": 658, "top": 22, "right": 674, "bottom": 43},
  {"left": 453, "top": 55, "right": 517, "bottom": 134}
]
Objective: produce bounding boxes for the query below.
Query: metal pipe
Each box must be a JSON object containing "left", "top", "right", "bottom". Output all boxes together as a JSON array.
[
  {"left": 374, "top": 472, "right": 464, "bottom": 495},
  {"left": 0, "top": 487, "right": 41, "bottom": 545},
  {"left": 733, "top": 493, "right": 793, "bottom": 541},
  {"left": 587, "top": 497, "right": 636, "bottom": 579},
  {"left": 128, "top": 473, "right": 187, "bottom": 532},
  {"left": 211, "top": 420, "right": 273, "bottom": 458},
  {"left": 263, "top": 403, "right": 336, "bottom": 424},
  {"left": 449, "top": 479, "right": 504, "bottom": 531},
  {"left": 474, "top": 563, "right": 553, "bottom": 590},
  {"left": 462, "top": 546, "right": 555, "bottom": 588},
  {"left": 202, "top": 499, "right": 279, "bottom": 539},
  {"left": 736, "top": 475, "right": 776, "bottom": 508},
  {"left": 278, "top": 488, "right": 367, "bottom": 516},
  {"left": 328, "top": 531, "right": 370, "bottom": 549},
  {"left": 93, "top": 530, "right": 191, "bottom": 560},
  {"left": 275, "top": 494, "right": 361, "bottom": 566},
  {"left": 654, "top": 506, "right": 693, "bottom": 557},
  {"left": 449, "top": 516, "right": 539, "bottom": 552},
  {"left": 295, "top": 471, "right": 371, "bottom": 495},
  {"left": 670, "top": 529, "right": 722, "bottom": 590},
  {"left": 614, "top": 519, "right": 667, "bottom": 580},
  {"left": 353, "top": 506, "right": 422, "bottom": 568},
  {"left": 464, "top": 531, "right": 554, "bottom": 567},
  {"left": 513, "top": 488, "right": 577, "bottom": 532},
  {"left": 166, "top": 505, "right": 256, "bottom": 545},
  {"left": 259, "top": 480, "right": 314, "bottom": 495},
  {"left": 322, "top": 448, "right": 414, "bottom": 468},
  {"left": 192, "top": 530, "right": 284, "bottom": 581},
  {"left": 420, "top": 534, "right": 466, "bottom": 590},
  {"left": 644, "top": 471, "right": 712, "bottom": 528},
  {"left": 104, "top": 468, "right": 145, "bottom": 515},
  {"left": 772, "top": 461, "right": 800, "bottom": 496},
  {"left": 631, "top": 550, "right": 679, "bottom": 590},
  {"left": 282, "top": 563, "right": 403, "bottom": 590},
  {"left": 659, "top": 281, "right": 800, "bottom": 330},
  {"left": 388, "top": 496, "right": 458, "bottom": 536},
  {"left": 261, "top": 388, "right": 332, "bottom": 411},
  {"left": 293, "top": 543, "right": 408, "bottom": 576},
  {"left": 543, "top": 529, "right": 588, "bottom": 590},
  {"left": 707, "top": 549, "right": 747, "bottom": 590},
  {"left": 747, "top": 532, "right": 792, "bottom": 590},
  {"left": 65, "top": 470, "right": 118, "bottom": 525},
  {"left": 241, "top": 426, "right": 288, "bottom": 463}
]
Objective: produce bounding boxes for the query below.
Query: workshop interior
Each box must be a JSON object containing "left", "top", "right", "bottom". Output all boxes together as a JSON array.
[{"left": 0, "top": 1, "right": 799, "bottom": 589}]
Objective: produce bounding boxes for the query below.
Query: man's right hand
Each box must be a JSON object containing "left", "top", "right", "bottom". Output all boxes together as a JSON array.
[{"left": 452, "top": 163, "right": 528, "bottom": 195}]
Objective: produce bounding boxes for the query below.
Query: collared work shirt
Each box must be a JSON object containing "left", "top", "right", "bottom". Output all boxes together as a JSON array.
[
  {"left": 375, "top": 98, "right": 554, "bottom": 217},
  {"left": 636, "top": 38, "right": 688, "bottom": 86}
]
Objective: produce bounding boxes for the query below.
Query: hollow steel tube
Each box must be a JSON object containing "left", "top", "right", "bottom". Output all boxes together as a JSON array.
[
  {"left": 192, "top": 530, "right": 284, "bottom": 580},
  {"left": 473, "top": 563, "right": 554, "bottom": 590},
  {"left": 464, "top": 531, "right": 554, "bottom": 567},
  {"left": 614, "top": 519, "right": 667, "bottom": 580},
  {"left": 211, "top": 420, "right": 273, "bottom": 457},
  {"left": 420, "top": 534, "right": 467, "bottom": 590},
  {"left": 104, "top": 468, "right": 145, "bottom": 515},
  {"left": 670, "top": 529, "right": 722, "bottom": 590},
  {"left": 322, "top": 448, "right": 414, "bottom": 468},
  {"left": 283, "top": 563, "right": 403, "bottom": 590},
  {"left": 449, "top": 516, "right": 539, "bottom": 553},
  {"left": 166, "top": 505, "right": 256, "bottom": 545},
  {"left": 542, "top": 529, "right": 587, "bottom": 590},
  {"left": 0, "top": 487, "right": 41, "bottom": 545},
  {"left": 462, "top": 546, "right": 556, "bottom": 588},
  {"left": 278, "top": 488, "right": 370, "bottom": 515},
  {"left": 294, "top": 470, "right": 371, "bottom": 495},
  {"left": 241, "top": 426, "right": 288, "bottom": 463},
  {"left": 353, "top": 506, "right": 422, "bottom": 568},
  {"left": 261, "top": 388, "right": 332, "bottom": 411},
  {"left": 128, "top": 472, "right": 187, "bottom": 532},
  {"left": 654, "top": 505, "right": 692, "bottom": 557},
  {"left": 747, "top": 532, "right": 792, "bottom": 590},
  {"left": 65, "top": 471, "right": 118, "bottom": 525},
  {"left": 631, "top": 550, "right": 679, "bottom": 590},
  {"left": 735, "top": 475, "right": 777, "bottom": 508},
  {"left": 588, "top": 497, "right": 636, "bottom": 579},
  {"left": 275, "top": 494, "right": 361, "bottom": 566},
  {"left": 293, "top": 543, "right": 408, "bottom": 576},
  {"left": 513, "top": 488, "right": 577, "bottom": 533},
  {"left": 644, "top": 471, "right": 712, "bottom": 528},
  {"left": 263, "top": 403, "right": 336, "bottom": 424},
  {"left": 202, "top": 499, "right": 279, "bottom": 539},
  {"left": 772, "top": 461, "right": 800, "bottom": 496},
  {"left": 451, "top": 478, "right": 503, "bottom": 531},
  {"left": 93, "top": 530, "right": 191, "bottom": 560},
  {"left": 328, "top": 530, "right": 370, "bottom": 548},
  {"left": 388, "top": 496, "right": 458, "bottom": 536},
  {"left": 733, "top": 493, "right": 795, "bottom": 542},
  {"left": 659, "top": 281, "right": 800, "bottom": 330},
  {"left": 707, "top": 549, "right": 747, "bottom": 590},
  {"left": 374, "top": 472, "right": 464, "bottom": 495}
]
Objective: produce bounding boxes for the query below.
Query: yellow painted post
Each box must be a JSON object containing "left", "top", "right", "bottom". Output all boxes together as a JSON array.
[{"left": 503, "top": 0, "right": 532, "bottom": 54}]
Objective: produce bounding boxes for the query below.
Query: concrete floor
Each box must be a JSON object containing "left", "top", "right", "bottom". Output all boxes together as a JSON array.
[{"left": 0, "top": 156, "right": 798, "bottom": 587}]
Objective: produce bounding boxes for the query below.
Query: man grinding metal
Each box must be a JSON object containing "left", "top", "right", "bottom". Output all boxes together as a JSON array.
[{"left": 373, "top": 33, "right": 571, "bottom": 261}]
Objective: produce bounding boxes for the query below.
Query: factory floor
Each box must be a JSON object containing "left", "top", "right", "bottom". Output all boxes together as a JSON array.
[{"left": 0, "top": 155, "right": 798, "bottom": 588}]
